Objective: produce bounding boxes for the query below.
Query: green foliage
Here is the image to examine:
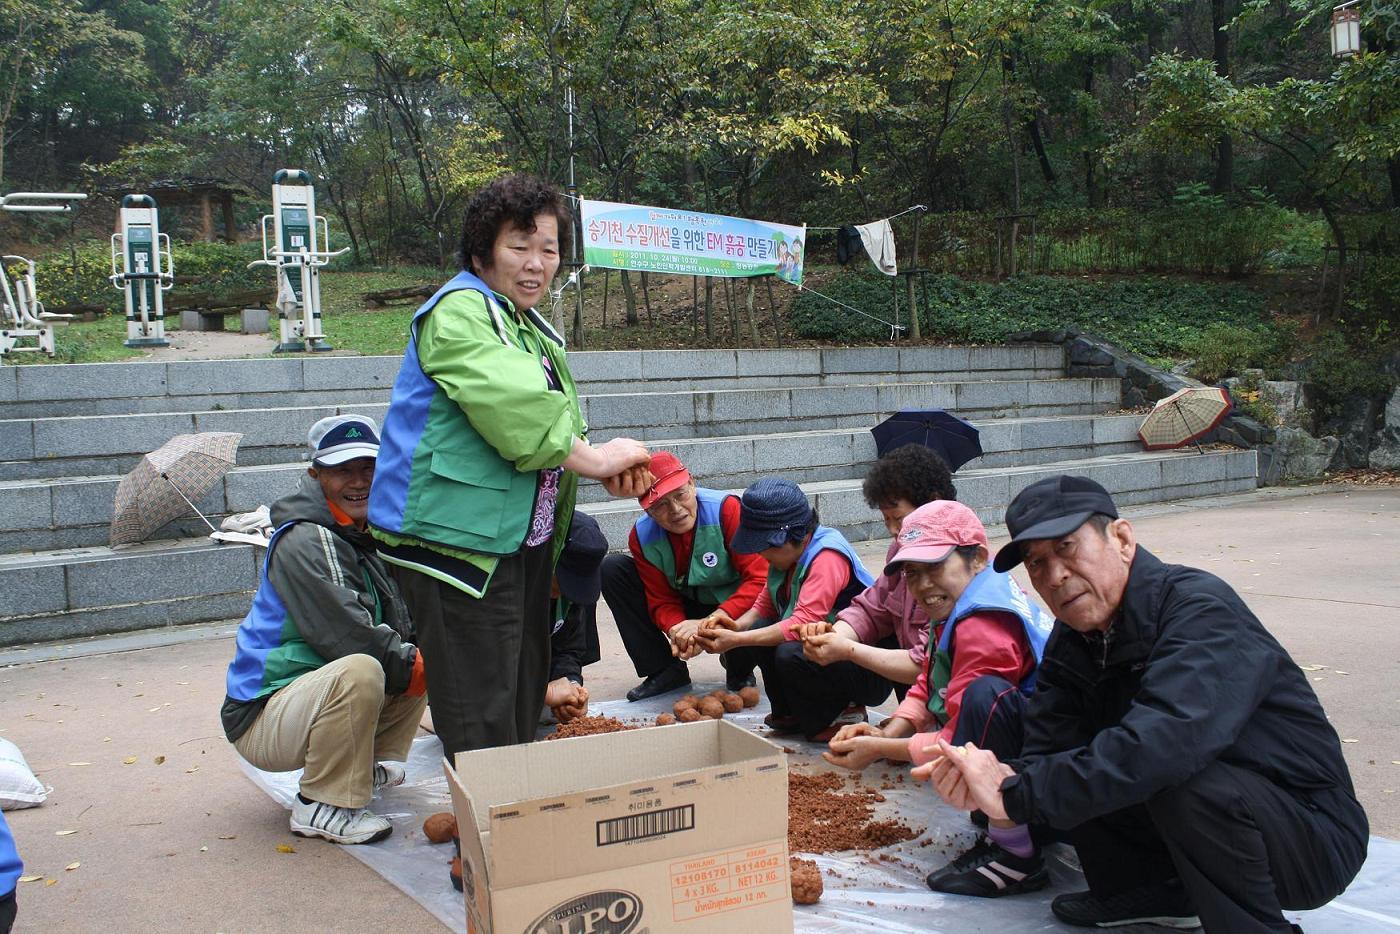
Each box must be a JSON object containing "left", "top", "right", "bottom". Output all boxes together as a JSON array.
[
  {"left": 791, "top": 268, "right": 1283, "bottom": 361},
  {"left": 1305, "top": 330, "right": 1394, "bottom": 422},
  {"left": 1184, "top": 322, "right": 1297, "bottom": 383},
  {"left": 1228, "top": 372, "right": 1280, "bottom": 428},
  {"left": 31, "top": 240, "right": 265, "bottom": 314}
]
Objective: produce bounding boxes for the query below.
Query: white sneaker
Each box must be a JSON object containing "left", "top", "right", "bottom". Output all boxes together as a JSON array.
[
  {"left": 372, "top": 762, "right": 406, "bottom": 791},
  {"left": 290, "top": 797, "right": 392, "bottom": 845},
  {"left": 222, "top": 505, "right": 271, "bottom": 534}
]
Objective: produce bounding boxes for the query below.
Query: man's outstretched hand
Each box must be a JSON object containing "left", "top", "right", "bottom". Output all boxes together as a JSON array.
[{"left": 910, "top": 738, "right": 1015, "bottom": 821}]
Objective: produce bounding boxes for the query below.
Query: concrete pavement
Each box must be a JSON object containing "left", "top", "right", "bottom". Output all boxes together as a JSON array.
[{"left": 1, "top": 485, "right": 1397, "bottom": 932}]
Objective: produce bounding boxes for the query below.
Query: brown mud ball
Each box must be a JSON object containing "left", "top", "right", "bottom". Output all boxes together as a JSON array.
[
  {"left": 655, "top": 713, "right": 677, "bottom": 726},
  {"left": 738, "top": 686, "right": 761, "bottom": 708},
  {"left": 708, "top": 689, "right": 728, "bottom": 699},
  {"left": 790, "top": 857, "right": 823, "bottom": 904},
  {"left": 698, "top": 696, "right": 726, "bottom": 720},
  {"left": 677, "top": 707, "right": 703, "bottom": 723},
  {"left": 673, "top": 697, "right": 698, "bottom": 717},
  {"left": 423, "top": 812, "right": 457, "bottom": 844},
  {"left": 720, "top": 692, "right": 744, "bottom": 713}
]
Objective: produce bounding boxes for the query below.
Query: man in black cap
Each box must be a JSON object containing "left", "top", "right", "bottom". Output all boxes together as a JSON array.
[
  {"left": 916, "top": 475, "right": 1368, "bottom": 932},
  {"left": 543, "top": 511, "right": 608, "bottom": 722}
]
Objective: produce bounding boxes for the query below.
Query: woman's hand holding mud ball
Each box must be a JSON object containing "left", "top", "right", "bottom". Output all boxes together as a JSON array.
[{"left": 565, "top": 436, "right": 650, "bottom": 484}]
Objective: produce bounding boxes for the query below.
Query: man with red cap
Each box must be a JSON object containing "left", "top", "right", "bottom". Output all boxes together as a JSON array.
[{"left": 600, "top": 452, "right": 770, "bottom": 700}]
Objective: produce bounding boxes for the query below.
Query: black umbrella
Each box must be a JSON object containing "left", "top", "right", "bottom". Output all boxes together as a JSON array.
[{"left": 871, "top": 409, "right": 983, "bottom": 470}]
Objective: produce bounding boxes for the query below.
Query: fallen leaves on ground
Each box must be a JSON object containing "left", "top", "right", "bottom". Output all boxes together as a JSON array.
[
  {"left": 55, "top": 830, "right": 78, "bottom": 836},
  {"left": 65, "top": 862, "right": 80, "bottom": 871},
  {"left": 275, "top": 844, "right": 296, "bottom": 854},
  {"left": 1322, "top": 469, "right": 1400, "bottom": 486},
  {"left": 153, "top": 755, "right": 166, "bottom": 765}
]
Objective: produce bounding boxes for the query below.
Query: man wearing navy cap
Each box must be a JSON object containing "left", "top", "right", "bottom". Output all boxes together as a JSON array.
[
  {"left": 918, "top": 475, "right": 1368, "bottom": 932},
  {"left": 221, "top": 415, "right": 427, "bottom": 846}
]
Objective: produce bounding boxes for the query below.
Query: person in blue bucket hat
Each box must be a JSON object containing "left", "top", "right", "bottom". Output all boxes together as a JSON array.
[{"left": 696, "top": 478, "right": 876, "bottom": 739}]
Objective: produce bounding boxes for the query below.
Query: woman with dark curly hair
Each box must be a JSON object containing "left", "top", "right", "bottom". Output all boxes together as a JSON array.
[{"left": 369, "top": 173, "right": 649, "bottom": 758}]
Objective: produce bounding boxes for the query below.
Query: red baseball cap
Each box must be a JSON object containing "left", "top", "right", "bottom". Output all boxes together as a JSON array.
[
  {"left": 884, "top": 500, "right": 988, "bottom": 574},
  {"left": 638, "top": 451, "right": 692, "bottom": 509}
]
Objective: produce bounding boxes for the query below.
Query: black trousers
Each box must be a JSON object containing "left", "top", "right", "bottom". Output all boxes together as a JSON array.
[
  {"left": 392, "top": 542, "right": 553, "bottom": 758},
  {"left": 601, "top": 553, "right": 714, "bottom": 679},
  {"left": 772, "top": 638, "right": 898, "bottom": 737},
  {"left": 1071, "top": 760, "right": 1369, "bottom": 933},
  {"left": 0, "top": 890, "right": 14, "bottom": 934},
  {"left": 950, "top": 674, "right": 1026, "bottom": 758}
]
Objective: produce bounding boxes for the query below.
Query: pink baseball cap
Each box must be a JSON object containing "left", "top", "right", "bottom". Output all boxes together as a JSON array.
[
  {"left": 638, "top": 451, "right": 691, "bottom": 510},
  {"left": 884, "top": 500, "right": 988, "bottom": 574}
]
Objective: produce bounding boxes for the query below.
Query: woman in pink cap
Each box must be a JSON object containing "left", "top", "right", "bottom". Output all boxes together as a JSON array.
[{"left": 823, "top": 500, "right": 1055, "bottom": 900}]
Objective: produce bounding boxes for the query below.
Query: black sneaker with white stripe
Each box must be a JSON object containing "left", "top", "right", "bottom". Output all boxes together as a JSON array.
[
  {"left": 1051, "top": 882, "right": 1200, "bottom": 929},
  {"left": 924, "top": 838, "right": 1049, "bottom": 898}
]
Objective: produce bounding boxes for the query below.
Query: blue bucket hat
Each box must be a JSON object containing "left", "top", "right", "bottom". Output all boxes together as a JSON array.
[{"left": 731, "top": 478, "right": 814, "bottom": 554}]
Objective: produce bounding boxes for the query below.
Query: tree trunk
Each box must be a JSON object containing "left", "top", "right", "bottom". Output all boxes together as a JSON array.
[
  {"left": 746, "top": 280, "right": 759, "bottom": 345},
  {"left": 601, "top": 270, "right": 611, "bottom": 327},
  {"left": 765, "top": 276, "right": 782, "bottom": 347},
  {"left": 640, "top": 272, "right": 654, "bottom": 326},
  {"left": 703, "top": 276, "right": 714, "bottom": 339},
  {"left": 692, "top": 276, "right": 699, "bottom": 336},
  {"left": 907, "top": 216, "right": 923, "bottom": 341},
  {"left": 1027, "top": 117, "right": 1056, "bottom": 185},
  {"left": 1318, "top": 200, "right": 1347, "bottom": 321},
  {"left": 572, "top": 273, "right": 586, "bottom": 347},
  {"left": 1211, "top": 0, "right": 1233, "bottom": 194},
  {"left": 620, "top": 270, "right": 639, "bottom": 325},
  {"left": 1083, "top": 63, "right": 1100, "bottom": 208}
]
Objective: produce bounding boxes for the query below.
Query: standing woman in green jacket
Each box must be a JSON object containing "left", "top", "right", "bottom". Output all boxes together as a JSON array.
[{"left": 368, "top": 174, "right": 649, "bottom": 757}]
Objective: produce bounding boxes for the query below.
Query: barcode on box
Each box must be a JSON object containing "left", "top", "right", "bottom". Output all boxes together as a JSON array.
[{"left": 597, "top": 804, "right": 695, "bottom": 847}]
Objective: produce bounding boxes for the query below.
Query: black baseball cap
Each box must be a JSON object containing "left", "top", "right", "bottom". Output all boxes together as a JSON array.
[
  {"left": 993, "top": 475, "right": 1119, "bottom": 572},
  {"left": 555, "top": 511, "right": 608, "bottom": 604}
]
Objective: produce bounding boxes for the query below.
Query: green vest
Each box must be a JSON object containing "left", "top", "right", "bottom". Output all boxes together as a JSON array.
[{"left": 636, "top": 489, "right": 741, "bottom": 606}]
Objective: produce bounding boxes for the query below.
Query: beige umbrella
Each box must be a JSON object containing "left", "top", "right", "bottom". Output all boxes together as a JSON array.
[
  {"left": 1137, "top": 387, "right": 1233, "bottom": 452},
  {"left": 110, "top": 432, "right": 243, "bottom": 545}
]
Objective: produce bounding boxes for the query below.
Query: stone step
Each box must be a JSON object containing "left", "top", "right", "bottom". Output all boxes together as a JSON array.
[
  {"left": 0, "top": 375, "right": 1120, "bottom": 481},
  {"left": 0, "top": 413, "right": 1147, "bottom": 552},
  {"left": 0, "top": 448, "right": 1256, "bottom": 646},
  {"left": 0, "top": 345, "right": 1065, "bottom": 418}
]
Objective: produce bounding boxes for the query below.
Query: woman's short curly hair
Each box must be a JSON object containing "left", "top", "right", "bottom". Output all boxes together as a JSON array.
[
  {"left": 862, "top": 444, "right": 957, "bottom": 508},
  {"left": 459, "top": 173, "right": 573, "bottom": 271}
]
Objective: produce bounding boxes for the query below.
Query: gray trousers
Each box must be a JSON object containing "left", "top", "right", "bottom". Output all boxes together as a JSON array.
[{"left": 392, "top": 541, "right": 552, "bottom": 759}]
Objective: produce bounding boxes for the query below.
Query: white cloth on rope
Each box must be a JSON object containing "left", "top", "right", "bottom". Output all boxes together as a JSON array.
[{"left": 856, "top": 219, "right": 898, "bottom": 276}]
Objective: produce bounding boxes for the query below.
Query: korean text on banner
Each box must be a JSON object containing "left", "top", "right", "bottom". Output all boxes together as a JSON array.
[{"left": 581, "top": 199, "right": 806, "bottom": 287}]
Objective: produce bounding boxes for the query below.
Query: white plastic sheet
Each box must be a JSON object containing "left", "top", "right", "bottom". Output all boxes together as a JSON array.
[{"left": 242, "top": 682, "right": 1400, "bottom": 933}]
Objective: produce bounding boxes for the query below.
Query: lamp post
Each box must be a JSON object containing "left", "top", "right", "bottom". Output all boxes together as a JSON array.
[{"left": 1330, "top": 0, "right": 1362, "bottom": 57}]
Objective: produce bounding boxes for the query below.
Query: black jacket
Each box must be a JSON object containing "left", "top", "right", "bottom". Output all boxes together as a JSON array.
[{"left": 1002, "top": 547, "right": 1366, "bottom": 846}]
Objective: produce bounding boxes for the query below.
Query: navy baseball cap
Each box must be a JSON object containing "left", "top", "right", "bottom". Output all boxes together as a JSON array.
[
  {"left": 993, "top": 475, "right": 1119, "bottom": 572},
  {"left": 555, "top": 511, "right": 608, "bottom": 604},
  {"left": 731, "top": 478, "right": 814, "bottom": 554},
  {"left": 308, "top": 415, "right": 380, "bottom": 466}
]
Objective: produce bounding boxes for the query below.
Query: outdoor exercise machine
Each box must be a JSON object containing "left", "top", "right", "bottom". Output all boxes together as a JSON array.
[
  {"left": 249, "top": 169, "right": 347, "bottom": 352},
  {"left": 109, "top": 194, "right": 173, "bottom": 347},
  {"left": 0, "top": 191, "right": 86, "bottom": 359}
]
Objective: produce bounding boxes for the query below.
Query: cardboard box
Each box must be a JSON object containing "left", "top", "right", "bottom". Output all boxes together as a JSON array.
[{"left": 445, "top": 719, "right": 792, "bottom": 934}]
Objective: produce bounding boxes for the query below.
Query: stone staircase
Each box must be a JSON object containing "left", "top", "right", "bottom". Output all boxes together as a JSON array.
[{"left": 0, "top": 345, "right": 1258, "bottom": 646}]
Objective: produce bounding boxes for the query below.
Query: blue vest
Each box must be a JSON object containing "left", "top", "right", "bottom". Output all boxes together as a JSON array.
[
  {"left": 0, "top": 809, "right": 20, "bottom": 897},
  {"left": 224, "top": 523, "right": 328, "bottom": 703},
  {"left": 935, "top": 567, "right": 1053, "bottom": 694},
  {"left": 770, "top": 525, "right": 876, "bottom": 620}
]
